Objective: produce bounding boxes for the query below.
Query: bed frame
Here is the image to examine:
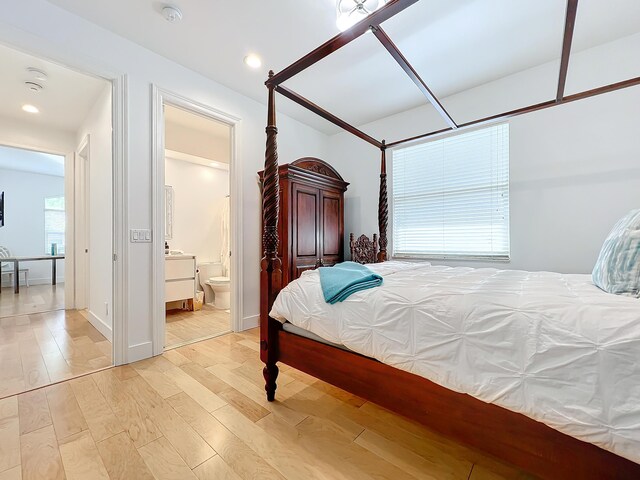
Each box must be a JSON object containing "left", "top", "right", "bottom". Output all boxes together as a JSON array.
[{"left": 260, "top": 1, "right": 640, "bottom": 478}]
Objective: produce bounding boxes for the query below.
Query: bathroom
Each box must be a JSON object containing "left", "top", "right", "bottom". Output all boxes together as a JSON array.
[{"left": 163, "top": 104, "right": 232, "bottom": 348}]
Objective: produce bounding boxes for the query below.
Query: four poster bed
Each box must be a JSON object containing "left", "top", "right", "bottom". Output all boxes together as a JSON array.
[{"left": 259, "top": 1, "right": 640, "bottom": 478}]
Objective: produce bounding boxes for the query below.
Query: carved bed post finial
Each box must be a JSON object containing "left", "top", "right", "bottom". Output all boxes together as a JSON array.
[
  {"left": 378, "top": 140, "right": 388, "bottom": 262},
  {"left": 261, "top": 70, "right": 281, "bottom": 401}
]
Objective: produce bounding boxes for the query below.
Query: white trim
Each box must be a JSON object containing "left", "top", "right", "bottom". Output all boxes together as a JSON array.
[
  {"left": 242, "top": 314, "right": 259, "bottom": 330},
  {"left": 73, "top": 134, "right": 90, "bottom": 310},
  {"left": 112, "top": 75, "right": 128, "bottom": 366},
  {"left": 151, "top": 86, "right": 243, "bottom": 356},
  {"left": 128, "top": 341, "right": 153, "bottom": 363},
  {"left": 88, "top": 310, "right": 112, "bottom": 342}
]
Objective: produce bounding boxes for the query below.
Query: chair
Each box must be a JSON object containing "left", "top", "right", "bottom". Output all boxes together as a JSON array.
[
  {"left": 0, "top": 246, "right": 29, "bottom": 288},
  {"left": 349, "top": 233, "right": 378, "bottom": 264}
]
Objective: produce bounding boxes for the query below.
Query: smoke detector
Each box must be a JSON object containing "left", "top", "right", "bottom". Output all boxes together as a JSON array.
[
  {"left": 162, "top": 5, "right": 183, "bottom": 23},
  {"left": 26, "top": 67, "right": 48, "bottom": 82},
  {"left": 25, "top": 81, "right": 44, "bottom": 92}
]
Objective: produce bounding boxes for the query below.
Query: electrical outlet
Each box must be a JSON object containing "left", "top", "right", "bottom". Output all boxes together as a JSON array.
[
  {"left": 105, "top": 302, "right": 109, "bottom": 316},
  {"left": 130, "top": 229, "right": 152, "bottom": 243}
]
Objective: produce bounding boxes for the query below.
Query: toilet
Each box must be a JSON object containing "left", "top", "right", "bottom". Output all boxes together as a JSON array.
[{"left": 197, "top": 262, "right": 231, "bottom": 310}]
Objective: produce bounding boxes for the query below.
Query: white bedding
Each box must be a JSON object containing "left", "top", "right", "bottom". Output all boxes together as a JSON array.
[{"left": 270, "top": 261, "right": 640, "bottom": 463}]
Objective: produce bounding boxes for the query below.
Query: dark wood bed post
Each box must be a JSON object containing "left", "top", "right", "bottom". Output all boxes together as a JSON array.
[
  {"left": 260, "top": 71, "right": 282, "bottom": 401},
  {"left": 377, "top": 141, "right": 388, "bottom": 262}
]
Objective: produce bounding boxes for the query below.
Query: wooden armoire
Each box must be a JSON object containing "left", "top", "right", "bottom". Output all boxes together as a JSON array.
[{"left": 259, "top": 157, "right": 349, "bottom": 287}]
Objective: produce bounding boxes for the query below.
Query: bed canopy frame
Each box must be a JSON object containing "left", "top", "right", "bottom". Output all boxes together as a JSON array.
[{"left": 260, "top": 1, "right": 640, "bottom": 478}]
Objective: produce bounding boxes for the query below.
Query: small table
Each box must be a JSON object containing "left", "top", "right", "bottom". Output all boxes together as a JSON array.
[{"left": 1, "top": 255, "right": 65, "bottom": 294}]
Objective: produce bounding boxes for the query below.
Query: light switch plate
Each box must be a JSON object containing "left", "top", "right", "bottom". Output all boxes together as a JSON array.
[{"left": 130, "top": 229, "right": 152, "bottom": 243}]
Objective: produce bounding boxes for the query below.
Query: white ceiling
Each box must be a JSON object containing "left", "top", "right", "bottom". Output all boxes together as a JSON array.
[
  {"left": 0, "top": 144, "right": 65, "bottom": 177},
  {"left": 0, "top": 42, "right": 108, "bottom": 132},
  {"left": 47, "top": 0, "right": 640, "bottom": 134}
]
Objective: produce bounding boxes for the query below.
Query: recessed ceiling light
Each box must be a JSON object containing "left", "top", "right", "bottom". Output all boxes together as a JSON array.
[
  {"left": 244, "top": 54, "right": 262, "bottom": 69},
  {"left": 22, "top": 104, "right": 39, "bottom": 114},
  {"left": 162, "top": 5, "right": 183, "bottom": 23}
]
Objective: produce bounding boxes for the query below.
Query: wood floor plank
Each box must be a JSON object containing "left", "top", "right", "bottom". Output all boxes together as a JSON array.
[
  {"left": 167, "top": 392, "right": 285, "bottom": 480},
  {"left": 19, "top": 425, "right": 64, "bottom": 480},
  {"left": 163, "top": 366, "right": 226, "bottom": 412},
  {"left": 132, "top": 360, "right": 181, "bottom": 399},
  {"left": 0, "top": 397, "right": 20, "bottom": 474},
  {"left": 137, "top": 437, "right": 198, "bottom": 480},
  {"left": 355, "top": 428, "right": 472, "bottom": 479},
  {"left": 58, "top": 430, "right": 109, "bottom": 480},
  {"left": 110, "top": 365, "right": 138, "bottom": 381},
  {"left": 91, "top": 370, "right": 161, "bottom": 448},
  {"left": 17, "top": 390, "right": 51, "bottom": 435},
  {"left": 95, "top": 432, "right": 155, "bottom": 480},
  {"left": 17, "top": 334, "right": 50, "bottom": 390},
  {"left": 69, "top": 376, "right": 123, "bottom": 442},
  {"left": 122, "top": 375, "right": 215, "bottom": 469},
  {"left": 163, "top": 349, "right": 191, "bottom": 367},
  {"left": 207, "top": 364, "right": 307, "bottom": 426},
  {"left": 193, "top": 455, "right": 242, "bottom": 480},
  {"left": 45, "top": 383, "right": 88, "bottom": 441},
  {"left": 0, "top": 466, "right": 21, "bottom": 480},
  {"left": 211, "top": 404, "right": 347, "bottom": 480}
]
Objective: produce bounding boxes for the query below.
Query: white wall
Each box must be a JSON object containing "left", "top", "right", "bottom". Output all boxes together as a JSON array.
[
  {"left": 0, "top": 168, "right": 66, "bottom": 286},
  {"left": 329, "top": 36, "right": 640, "bottom": 274},
  {"left": 75, "top": 84, "right": 113, "bottom": 339},
  {"left": 1, "top": 0, "right": 329, "bottom": 361},
  {"left": 0, "top": 116, "right": 75, "bottom": 156},
  {"left": 165, "top": 122, "right": 230, "bottom": 164},
  {"left": 165, "top": 158, "right": 229, "bottom": 265}
]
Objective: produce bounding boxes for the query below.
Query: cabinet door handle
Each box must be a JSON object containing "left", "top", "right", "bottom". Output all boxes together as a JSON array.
[{"left": 314, "top": 258, "right": 323, "bottom": 268}]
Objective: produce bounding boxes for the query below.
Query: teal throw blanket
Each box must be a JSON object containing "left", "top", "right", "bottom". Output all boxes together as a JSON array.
[{"left": 319, "top": 261, "right": 383, "bottom": 304}]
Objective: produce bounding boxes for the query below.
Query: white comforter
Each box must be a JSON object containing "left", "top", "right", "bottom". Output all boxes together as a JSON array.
[{"left": 271, "top": 261, "right": 640, "bottom": 463}]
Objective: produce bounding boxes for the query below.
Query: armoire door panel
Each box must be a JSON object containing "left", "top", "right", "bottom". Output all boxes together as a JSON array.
[
  {"left": 322, "top": 194, "right": 341, "bottom": 257},
  {"left": 293, "top": 187, "right": 319, "bottom": 257}
]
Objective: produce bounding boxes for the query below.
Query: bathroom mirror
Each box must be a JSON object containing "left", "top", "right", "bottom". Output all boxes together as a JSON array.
[{"left": 165, "top": 185, "right": 174, "bottom": 240}]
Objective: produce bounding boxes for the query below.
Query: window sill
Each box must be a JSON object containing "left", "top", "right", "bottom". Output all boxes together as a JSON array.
[{"left": 393, "top": 254, "right": 511, "bottom": 262}]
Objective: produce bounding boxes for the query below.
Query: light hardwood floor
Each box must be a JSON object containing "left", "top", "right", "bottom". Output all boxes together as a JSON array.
[
  {"left": 165, "top": 305, "right": 231, "bottom": 348},
  {"left": 0, "top": 329, "right": 533, "bottom": 480},
  {"left": 0, "top": 309, "right": 112, "bottom": 399},
  {"left": 0, "top": 284, "right": 65, "bottom": 319}
]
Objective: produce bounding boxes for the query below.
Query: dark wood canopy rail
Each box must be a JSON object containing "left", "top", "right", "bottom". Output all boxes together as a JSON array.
[{"left": 260, "top": 0, "right": 640, "bottom": 478}]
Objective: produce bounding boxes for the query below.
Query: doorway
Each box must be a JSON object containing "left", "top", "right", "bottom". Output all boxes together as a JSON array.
[
  {"left": 0, "top": 42, "right": 117, "bottom": 397},
  {"left": 152, "top": 88, "right": 241, "bottom": 353}
]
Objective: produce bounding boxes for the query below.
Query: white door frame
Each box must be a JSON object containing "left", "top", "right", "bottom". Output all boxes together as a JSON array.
[
  {"left": 74, "top": 135, "right": 90, "bottom": 310},
  {"left": 151, "top": 86, "right": 243, "bottom": 356}
]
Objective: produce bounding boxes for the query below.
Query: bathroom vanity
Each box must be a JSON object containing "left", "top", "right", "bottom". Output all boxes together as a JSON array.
[{"left": 165, "top": 254, "right": 196, "bottom": 304}]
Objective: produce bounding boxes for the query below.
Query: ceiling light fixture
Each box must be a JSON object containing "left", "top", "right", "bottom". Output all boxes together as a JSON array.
[
  {"left": 25, "top": 81, "right": 44, "bottom": 92},
  {"left": 162, "top": 5, "right": 183, "bottom": 23},
  {"left": 336, "top": 0, "right": 387, "bottom": 31},
  {"left": 22, "top": 104, "right": 39, "bottom": 114},
  {"left": 243, "top": 54, "right": 262, "bottom": 69},
  {"left": 26, "top": 67, "right": 48, "bottom": 82}
]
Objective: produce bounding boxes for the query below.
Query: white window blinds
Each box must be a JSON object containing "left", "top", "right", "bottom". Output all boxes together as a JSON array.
[{"left": 392, "top": 124, "right": 510, "bottom": 260}]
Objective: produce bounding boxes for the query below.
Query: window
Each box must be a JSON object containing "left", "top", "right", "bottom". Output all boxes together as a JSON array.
[
  {"left": 44, "top": 196, "right": 65, "bottom": 254},
  {"left": 392, "top": 124, "right": 510, "bottom": 260}
]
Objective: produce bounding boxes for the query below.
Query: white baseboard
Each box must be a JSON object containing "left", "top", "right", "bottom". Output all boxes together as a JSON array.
[
  {"left": 88, "top": 310, "right": 112, "bottom": 342},
  {"left": 241, "top": 314, "right": 259, "bottom": 330},
  {"left": 128, "top": 341, "right": 153, "bottom": 363},
  {"left": 0, "top": 278, "right": 65, "bottom": 287}
]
